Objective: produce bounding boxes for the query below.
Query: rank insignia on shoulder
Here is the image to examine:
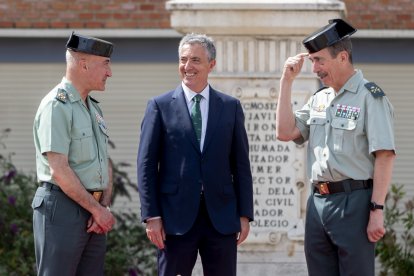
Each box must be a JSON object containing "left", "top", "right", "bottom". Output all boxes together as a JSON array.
[
  {"left": 56, "top": 89, "right": 67, "bottom": 103},
  {"left": 365, "top": 82, "right": 385, "bottom": 98}
]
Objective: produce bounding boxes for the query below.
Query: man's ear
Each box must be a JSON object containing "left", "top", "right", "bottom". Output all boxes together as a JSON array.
[
  {"left": 209, "top": 59, "right": 216, "bottom": 72},
  {"left": 79, "top": 58, "right": 88, "bottom": 71},
  {"left": 340, "top": 51, "right": 348, "bottom": 63}
]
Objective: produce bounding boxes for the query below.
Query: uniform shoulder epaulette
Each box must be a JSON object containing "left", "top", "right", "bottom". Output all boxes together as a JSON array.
[
  {"left": 55, "top": 88, "right": 67, "bottom": 103},
  {"left": 313, "top": 86, "right": 328, "bottom": 95},
  {"left": 89, "top": 96, "right": 99, "bottom": 103},
  {"left": 365, "top": 82, "right": 385, "bottom": 98}
]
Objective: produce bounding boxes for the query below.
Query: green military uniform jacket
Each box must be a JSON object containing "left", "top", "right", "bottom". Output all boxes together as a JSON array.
[
  {"left": 33, "top": 77, "right": 109, "bottom": 190},
  {"left": 294, "top": 70, "right": 395, "bottom": 182}
]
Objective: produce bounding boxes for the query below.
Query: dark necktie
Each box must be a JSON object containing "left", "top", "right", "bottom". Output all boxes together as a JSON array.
[{"left": 191, "top": 94, "right": 202, "bottom": 144}]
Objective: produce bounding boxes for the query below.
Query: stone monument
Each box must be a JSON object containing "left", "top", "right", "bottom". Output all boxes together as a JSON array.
[{"left": 166, "top": 1, "right": 346, "bottom": 274}]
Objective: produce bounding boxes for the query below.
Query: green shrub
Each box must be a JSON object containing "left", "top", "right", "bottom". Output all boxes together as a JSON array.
[
  {"left": 376, "top": 184, "right": 414, "bottom": 276},
  {"left": 0, "top": 129, "right": 156, "bottom": 275},
  {"left": 0, "top": 128, "right": 37, "bottom": 276},
  {"left": 105, "top": 211, "right": 156, "bottom": 275},
  {"left": 106, "top": 141, "right": 157, "bottom": 275}
]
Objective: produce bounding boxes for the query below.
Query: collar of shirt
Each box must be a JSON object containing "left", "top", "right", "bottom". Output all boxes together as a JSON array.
[
  {"left": 338, "top": 69, "right": 363, "bottom": 95},
  {"left": 60, "top": 77, "right": 82, "bottom": 103},
  {"left": 181, "top": 82, "right": 209, "bottom": 151},
  {"left": 182, "top": 82, "right": 210, "bottom": 105}
]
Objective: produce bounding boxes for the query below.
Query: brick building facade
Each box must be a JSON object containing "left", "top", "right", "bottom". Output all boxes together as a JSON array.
[{"left": 0, "top": 0, "right": 412, "bottom": 30}]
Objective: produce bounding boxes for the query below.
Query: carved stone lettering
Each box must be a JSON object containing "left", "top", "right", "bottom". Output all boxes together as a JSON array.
[{"left": 239, "top": 88, "right": 307, "bottom": 244}]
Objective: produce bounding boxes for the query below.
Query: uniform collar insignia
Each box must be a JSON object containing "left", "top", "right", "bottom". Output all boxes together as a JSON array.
[{"left": 56, "top": 88, "right": 67, "bottom": 103}]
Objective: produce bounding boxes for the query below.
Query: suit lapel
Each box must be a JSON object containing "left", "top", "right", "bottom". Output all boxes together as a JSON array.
[
  {"left": 202, "top": 87, "right": 223, "bottom": 154},
  {"left": 172, "top": 85, "right": 201, "bottom": 152}
]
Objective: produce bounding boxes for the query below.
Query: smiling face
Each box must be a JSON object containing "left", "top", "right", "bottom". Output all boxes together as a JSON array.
[{"left": 179, "top": 43, "right": 216, "bottom": 93}]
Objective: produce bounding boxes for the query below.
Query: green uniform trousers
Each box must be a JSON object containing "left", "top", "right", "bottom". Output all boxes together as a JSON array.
[
  {"left": 304, "top": 188, "right": 375, "bottom": 276},
  {"left": 32, "top": 184, "right": 106, "bottom": 276}
]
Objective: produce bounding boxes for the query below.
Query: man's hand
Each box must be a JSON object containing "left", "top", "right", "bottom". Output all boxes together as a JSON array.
[
  {"left": 87, "top": 208, "right": 115, "bottom": 234},
  {"left": 367, "top": 210, "right": 386, "bottom": 242},
  {"left": 146, "top": 218, "right": 166, "bottom": 249},
  {"left": 282, "top": 53, "right": 308, "bottom": 81},
  {"left": 87, "top": 217, "right": 105, "bottom": 234},
  {"left": 237, "top": 217, "right": 250, "bottom": 245},
  {"left": 91, "top": 205, "right": 116, "bottom": 233}
]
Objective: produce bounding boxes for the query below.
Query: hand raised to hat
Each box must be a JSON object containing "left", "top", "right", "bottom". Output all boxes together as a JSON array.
[{"left": 282, "top": 53, "right": 308, "bottom": 82}]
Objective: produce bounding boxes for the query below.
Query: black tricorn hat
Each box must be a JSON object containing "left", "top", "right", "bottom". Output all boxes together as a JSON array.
[
  {"left": 66, "top": 32, "right": 113, "bottom": 58},
  {"left": 303, "top": 19, "right": 357, "bottom": 53}
]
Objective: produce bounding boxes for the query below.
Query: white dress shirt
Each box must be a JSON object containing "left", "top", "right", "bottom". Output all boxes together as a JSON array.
[{"left": 182, "top": 82, "right": 209, "bottom": 151}]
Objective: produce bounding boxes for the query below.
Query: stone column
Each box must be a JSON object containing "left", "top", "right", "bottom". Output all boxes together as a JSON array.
[{"left": 166, "top": 1, "right": 345, "bottom": 274}]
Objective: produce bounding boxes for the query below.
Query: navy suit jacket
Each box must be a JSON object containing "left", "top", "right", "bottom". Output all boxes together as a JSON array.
[{"left": 137, "top": 85, "right": 253, "bottom": 235}]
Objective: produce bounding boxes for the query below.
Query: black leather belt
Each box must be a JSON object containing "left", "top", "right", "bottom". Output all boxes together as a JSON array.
[
  {"left": 40, "top": 181, "right": 62, "bottom": 191},
  {"left": 313, "top": 179, "right": 373, "bottom": 195},
  {"left": 40, "top": 182, "right": 103, "bottom": 201}
]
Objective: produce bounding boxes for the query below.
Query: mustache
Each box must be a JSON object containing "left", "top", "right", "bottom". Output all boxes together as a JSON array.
[{"left": 317, "top": 72, "right": 328, "bottom": 79}]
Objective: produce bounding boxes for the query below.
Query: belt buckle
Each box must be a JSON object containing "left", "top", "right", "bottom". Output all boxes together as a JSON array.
[
  {"left": 92, "top": 191, "right": 103, "bottom": 202},
  {"left": 317, "top": 182, "right": 330, "bottom": 195}
]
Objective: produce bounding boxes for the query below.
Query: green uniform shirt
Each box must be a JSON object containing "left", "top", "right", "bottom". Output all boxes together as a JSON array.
[
  {"left": 294, "top": 70, "right": 395, "bottom": 182},
  {"left": 33, "top": 77, "right": 109, "bottom": 190}
]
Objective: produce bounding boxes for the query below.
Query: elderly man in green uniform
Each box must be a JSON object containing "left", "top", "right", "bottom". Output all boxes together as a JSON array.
[
  {"left": 32, "top": 32, "right": 116, "bottom": 276},
  {"left": 276, "top": 19, "right": 396, "bottom": 276}
]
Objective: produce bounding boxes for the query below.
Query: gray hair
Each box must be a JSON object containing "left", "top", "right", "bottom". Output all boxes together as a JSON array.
[
  {"left": 327, "top": 37, "right": 353, "bottom": 64},
  {"left": 178, "top": 33, "right": 216, "bottom": 61},
  {"left": 65, "top": 49, "right": 86, "bottom": 66}
]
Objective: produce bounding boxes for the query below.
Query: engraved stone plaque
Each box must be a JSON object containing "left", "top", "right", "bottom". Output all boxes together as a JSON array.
[{"left": 234, "top": 86, "right": 309, "bottom": 245}]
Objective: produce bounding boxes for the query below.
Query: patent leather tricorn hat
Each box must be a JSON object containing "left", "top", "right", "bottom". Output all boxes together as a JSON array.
[
  {"left": 66, "top": 31, "right": 113, "bottom": 58},
  {"left": 303, "top": 19, "right": 357, "bottom": 53}
]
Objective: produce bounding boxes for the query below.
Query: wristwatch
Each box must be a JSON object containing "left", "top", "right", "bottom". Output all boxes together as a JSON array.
[{"left": 370, "top": 201, "right": 384, "bottom": 211}]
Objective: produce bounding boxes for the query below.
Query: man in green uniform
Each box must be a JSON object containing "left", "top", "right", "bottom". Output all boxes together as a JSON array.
[
  {"left": 32, "top": 32, "right": 116, "bottom": 275},
  {"left": 276, "top": 19, "right": 396, "bottom": 276}
]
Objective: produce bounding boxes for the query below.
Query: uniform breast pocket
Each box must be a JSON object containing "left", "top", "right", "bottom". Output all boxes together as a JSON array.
[
  {"left": 308, "top": 117, "right": 326, "bottom": 147},
  {"left": 331, "top": 118, "right": 357, "bottom": 153},
  {"left": 70, "top": 127, "right": 95, "bottom": 163}
]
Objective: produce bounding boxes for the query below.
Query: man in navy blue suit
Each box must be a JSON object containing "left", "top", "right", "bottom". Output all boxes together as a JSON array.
[{"left": 137, "top": 33, "right": 254, "bottom": 276}]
